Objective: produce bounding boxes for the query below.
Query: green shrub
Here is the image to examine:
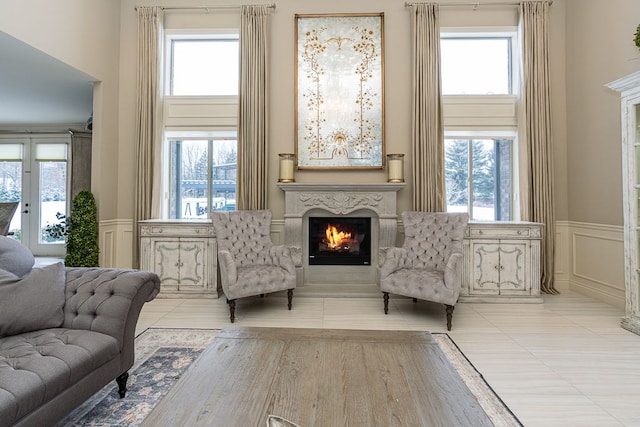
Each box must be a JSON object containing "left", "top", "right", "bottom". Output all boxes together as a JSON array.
[{"left": 65, "top": 190, "right": 99, "bottom": 267}]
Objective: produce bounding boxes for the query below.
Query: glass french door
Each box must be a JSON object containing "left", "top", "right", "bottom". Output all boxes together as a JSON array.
[{"left": 0, "top": 136, "right": 69, "bottom": 256}]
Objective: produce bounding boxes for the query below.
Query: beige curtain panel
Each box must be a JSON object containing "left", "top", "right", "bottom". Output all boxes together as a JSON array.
[
  {"left": 133, "top": 6, "right": 164, "bottom": 268},
  {"left": 520, "top": 1, "right": 557, "bottom": 294},
  {"left": 410, "top": 3, "right": 445, "bottom": 212},
  {"left": 237, "top": 5, "right": 271, "bottom": 210}
]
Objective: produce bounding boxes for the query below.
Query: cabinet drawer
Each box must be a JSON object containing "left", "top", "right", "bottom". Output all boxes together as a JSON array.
[{"left": 468, "top": 227, "right": 532, "bottom": 238}]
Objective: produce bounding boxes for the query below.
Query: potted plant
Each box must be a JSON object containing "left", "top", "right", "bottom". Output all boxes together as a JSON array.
[
  {"left": 635, "top": 24, "right": 640, "bottom": 50},
  {"left": 64, "top": 190, "right": 99, "bottom": 267}
]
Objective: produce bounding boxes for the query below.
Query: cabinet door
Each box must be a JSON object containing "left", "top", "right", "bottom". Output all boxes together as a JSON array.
[
  {"left": 471, "top": 241, "right": 501, "bottom": 294},
  {"left": 178, "top": 238, "right": 207, "bottom": 290},
  {"left": 153, "top": 239, "right": 181, "bottom": 290},
  {"left": 497, "top": 241, "right": 529, "bottom": 295}
]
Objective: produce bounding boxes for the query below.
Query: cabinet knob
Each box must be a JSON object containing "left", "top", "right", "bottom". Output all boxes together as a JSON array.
[
  {"left": 494, "top": 265, "right": 499, "bottom": 270},
  {"left": 500, "top": 265, "right": 505, "bottom": 271}
]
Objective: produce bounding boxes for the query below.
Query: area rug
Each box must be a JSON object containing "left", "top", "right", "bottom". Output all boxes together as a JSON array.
[{"left": 58, "top": 328, "right": 521, "bottom": 427}]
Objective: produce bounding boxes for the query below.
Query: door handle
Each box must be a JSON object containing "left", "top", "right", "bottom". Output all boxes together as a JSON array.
[{"left": 22, "top": 209, "right": 29, "bottom": 214}]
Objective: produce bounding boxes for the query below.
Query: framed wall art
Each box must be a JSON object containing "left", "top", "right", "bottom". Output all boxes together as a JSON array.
[{"left": 295, "top": 13, "right": 385, "bottom": 170}]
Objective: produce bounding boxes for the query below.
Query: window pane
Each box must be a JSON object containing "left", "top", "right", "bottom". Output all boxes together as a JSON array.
[
  {"left": 171, "top": 39, "right": 239, "bottom": 96},
  {"left": 445, "top": 137, "right": 513, "bottom": 221},
  {"left": 0, "top": 160, "right": 22, "bottom": 238},
  {"left": 39, "top": 161, "right": 67, "bottom": 244},
  {"left": 169, "top": 140, "right": 209, "bottom": 219},
  {"left": 441, "top": 38, "right": 511, "bottom": 95},
  {"left": 211, "top": 139, "right": 237, "bottom": 212},
  {"left": 471, "top": 140, "right": 496, "bottom": 221},
  {"left": 445, "top": 139, "right": 469, "bottom": 213}
]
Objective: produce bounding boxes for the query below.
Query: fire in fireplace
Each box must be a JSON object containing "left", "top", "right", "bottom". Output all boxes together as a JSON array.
[{"left": 308, "top": 217, "right": 371, "bottom": 265}]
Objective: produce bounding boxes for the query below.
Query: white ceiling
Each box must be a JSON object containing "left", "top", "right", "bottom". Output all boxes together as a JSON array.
[{"left": 0, "top": 31, "right": 95, "bottom": 128}]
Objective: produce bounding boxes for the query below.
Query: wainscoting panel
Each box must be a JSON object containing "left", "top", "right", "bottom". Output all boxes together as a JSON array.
[
  {"left": 560, "top": 221, "right": 624, "bottom": 308},
  {"left": 99, "top": 219, "right": 133, "bottom": 269}
]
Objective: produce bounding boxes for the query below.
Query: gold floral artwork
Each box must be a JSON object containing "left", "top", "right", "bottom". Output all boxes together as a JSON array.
[{"left": 295, "top": 14, "right": 384, "bottom": 169}]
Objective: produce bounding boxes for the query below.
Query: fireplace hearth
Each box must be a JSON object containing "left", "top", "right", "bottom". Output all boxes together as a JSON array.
[{"left": 308, "top": 217, "right": 371, "bottom": 266}]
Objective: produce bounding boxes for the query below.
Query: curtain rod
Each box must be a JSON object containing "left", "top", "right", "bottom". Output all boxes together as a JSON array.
[
  {"left": 134, "top": 4, "right": 276, "bottom": 12},
  {"left": 404, "top": 1, "right": 552, "bottom": 8},
  {"left": 0, "top": 130, "right": 90, "bottom": 136}
]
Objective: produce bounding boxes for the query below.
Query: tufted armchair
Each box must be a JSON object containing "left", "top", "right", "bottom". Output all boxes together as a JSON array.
[
  {"left": 211, "top": 210, "right": 296, "bottom": 322},
  {"left": 380, "top": 211, "right": 469, "bottom": 331}
]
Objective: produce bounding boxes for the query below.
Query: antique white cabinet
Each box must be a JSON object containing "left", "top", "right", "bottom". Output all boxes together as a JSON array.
[
  {"left": 461, "top": 222, "right": 543, "bottom": 303},
  {"left": 139, "top": 220, "right": 218, "bottom": 298},
  {"left": 608, "top": 72, "right": 640, "bottom": 335}
]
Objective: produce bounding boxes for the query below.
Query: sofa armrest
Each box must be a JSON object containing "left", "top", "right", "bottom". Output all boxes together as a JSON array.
[{"left": 62, "top": 268, "right": 160, "bottom": 355}]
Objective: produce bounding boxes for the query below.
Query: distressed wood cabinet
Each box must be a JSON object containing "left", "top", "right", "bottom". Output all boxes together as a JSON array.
[
  {"left": 139, "top": 220, "right": 218, "bottom": 298},
  {"left": 608, "top": 72, "right": 640, "bottom": 335},
  {"left": 461, "top": 222, "right": 543, "bottom": 303}
]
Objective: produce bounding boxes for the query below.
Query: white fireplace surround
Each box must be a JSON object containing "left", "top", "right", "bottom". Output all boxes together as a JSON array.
[{"left": 277, "top": 183, "right": 405, "bottom": 289}]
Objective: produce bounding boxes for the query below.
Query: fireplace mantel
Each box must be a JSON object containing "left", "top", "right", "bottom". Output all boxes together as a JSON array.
[{"left": 278, "top": 182, "right": 405, "bottom": 289}]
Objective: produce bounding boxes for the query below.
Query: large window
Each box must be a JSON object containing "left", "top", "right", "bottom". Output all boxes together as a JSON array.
[
  {"left": 440, "top": 34, "right": 515, "bottom": 95},
  {"left": 445, "top": 136, "right": 513, "bottom": 221},
  {"left": 167, "top": 133, "right": 237, "bottom": 219},
  {"left": 164, "top": 32, "right": 239, "bottom": 219}
]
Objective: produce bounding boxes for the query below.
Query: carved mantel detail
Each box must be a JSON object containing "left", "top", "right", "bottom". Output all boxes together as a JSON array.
[{"left": 278, "top": 183, "right": 405, "bottom": 286}]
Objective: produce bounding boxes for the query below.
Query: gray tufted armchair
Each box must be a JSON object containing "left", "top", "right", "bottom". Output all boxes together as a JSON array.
[
  {"left": 211, "top": 210, "right": 296, "bottom": 322},
  {"left": 380, "top": 211, "right": 469, "bottom": 331}
]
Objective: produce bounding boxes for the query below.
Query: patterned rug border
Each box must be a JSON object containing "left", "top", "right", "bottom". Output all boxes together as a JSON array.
[
  {"left": 60, "top": 328, "right": 521, "bottom": 426},
  {"left": 433, "top": 333, "right": 523, "bottom": 427}
]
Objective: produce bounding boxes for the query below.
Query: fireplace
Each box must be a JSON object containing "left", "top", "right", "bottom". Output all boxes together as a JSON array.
[{"left": 308, "top": 217, "right": 371, "bottom": 266}]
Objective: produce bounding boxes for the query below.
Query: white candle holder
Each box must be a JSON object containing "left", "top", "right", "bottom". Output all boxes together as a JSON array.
[
  {"left": 386, "top": 154, "right": 405, "bottom": 183},
  {"left": 278, "top": 153, "right": 296, "bottom": 182}
]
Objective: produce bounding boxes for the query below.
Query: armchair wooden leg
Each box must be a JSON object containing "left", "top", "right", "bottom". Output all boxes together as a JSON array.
[
  {"left": 287, "top": 289, "right": 293, "bottom": 310},
  {"left": 227, "top": 299, "right": 236, "bottom": 323},
  {"left": 445, "top": 304, "right": 455, "bottom": 331},
  {"left": 383, "top": 292, "right": 389, "bottom": 314}
]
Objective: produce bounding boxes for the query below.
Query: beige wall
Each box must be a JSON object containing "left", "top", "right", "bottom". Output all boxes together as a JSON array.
[
  {"left": 0, "top": 0, "right": 122, "bottom": 223},
  {"left": 565, "top": 0, "right": 640, "bottom": 226},
  {"left": 119, "top": 0, "right": 569, "bottom": 222},
  {"left": 6, "top": 0, "right": 636, "bottom": 277}
]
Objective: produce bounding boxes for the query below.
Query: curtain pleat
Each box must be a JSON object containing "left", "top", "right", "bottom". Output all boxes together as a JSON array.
[
  {"left": 133, "top": 6, "right": 163, "bottom": 268},
  {"left": 411, "top": 4, "right": 445, "bottom": 212},
  {"left": 519, "top": 2, "right": 557, "bottom": 294},
  {"left": 237, "top": 5, "right": 270, "bottom": 210}
]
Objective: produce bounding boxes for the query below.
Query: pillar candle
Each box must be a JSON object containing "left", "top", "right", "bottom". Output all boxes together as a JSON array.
[
  {"left": 387, "top": 154, "right": 404, "bottom": 183},
  {"left": 278, "top": 153, "right": 296, "bottom": 182}
]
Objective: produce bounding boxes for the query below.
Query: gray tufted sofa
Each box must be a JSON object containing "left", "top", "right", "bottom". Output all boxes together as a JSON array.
[
  {"left": 0, "top": 256, "right": 160, "bottom": 427},
  {"left": 380, "top": 211, "right": 469, "bottom": 331},
  {"left": 211, "top": 210, "right": 296, "bottom": 322}
]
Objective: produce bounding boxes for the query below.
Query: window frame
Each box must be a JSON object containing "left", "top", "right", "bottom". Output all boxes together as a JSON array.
[
  {"left": 440, "top": 28, "right": 519, "bottom": 97},
  {"left": 165, "top": 30, "right": 240, "bottom": 98},
  {"left": 163, "top": 130, "right": 237, "bottom": 220},
  {"left": 444, "top": 130, "right": 517, "bottom": 222}
]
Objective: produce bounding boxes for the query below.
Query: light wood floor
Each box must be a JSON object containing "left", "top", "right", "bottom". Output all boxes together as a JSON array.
[{"left": 136, "top": 290, "right": 640, "bottom": 427}]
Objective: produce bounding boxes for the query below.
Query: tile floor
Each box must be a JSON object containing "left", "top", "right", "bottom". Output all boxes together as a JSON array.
[{"left": 136, "top": 290, "right": 640, "bottom": 427}]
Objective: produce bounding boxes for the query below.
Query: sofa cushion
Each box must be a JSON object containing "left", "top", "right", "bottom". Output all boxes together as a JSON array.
[
  {"left": 0, "top": 236, "right": 35, "bottom": 278},
  {"left": 0, "top": 262, "right": 66, "bottom": 338},
  {"left": 0, "top": 328, "right": 120, "bottom": 424}
]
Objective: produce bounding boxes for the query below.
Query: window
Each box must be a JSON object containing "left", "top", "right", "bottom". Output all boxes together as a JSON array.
[
  {"left": 164, "top": 32, "right": 239, "bottom": 219},
  {"left": 169, "top": 35, "right": 239, "bottom": 96},
  {"left": 440, "top": 33, "right": 515, "bottom": 95},
  {"left": 166, "top": 133, "right": 237, "bottom": 219},
  {"left": 445, "top": 136, "right": 514, "bottom": 221}
]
